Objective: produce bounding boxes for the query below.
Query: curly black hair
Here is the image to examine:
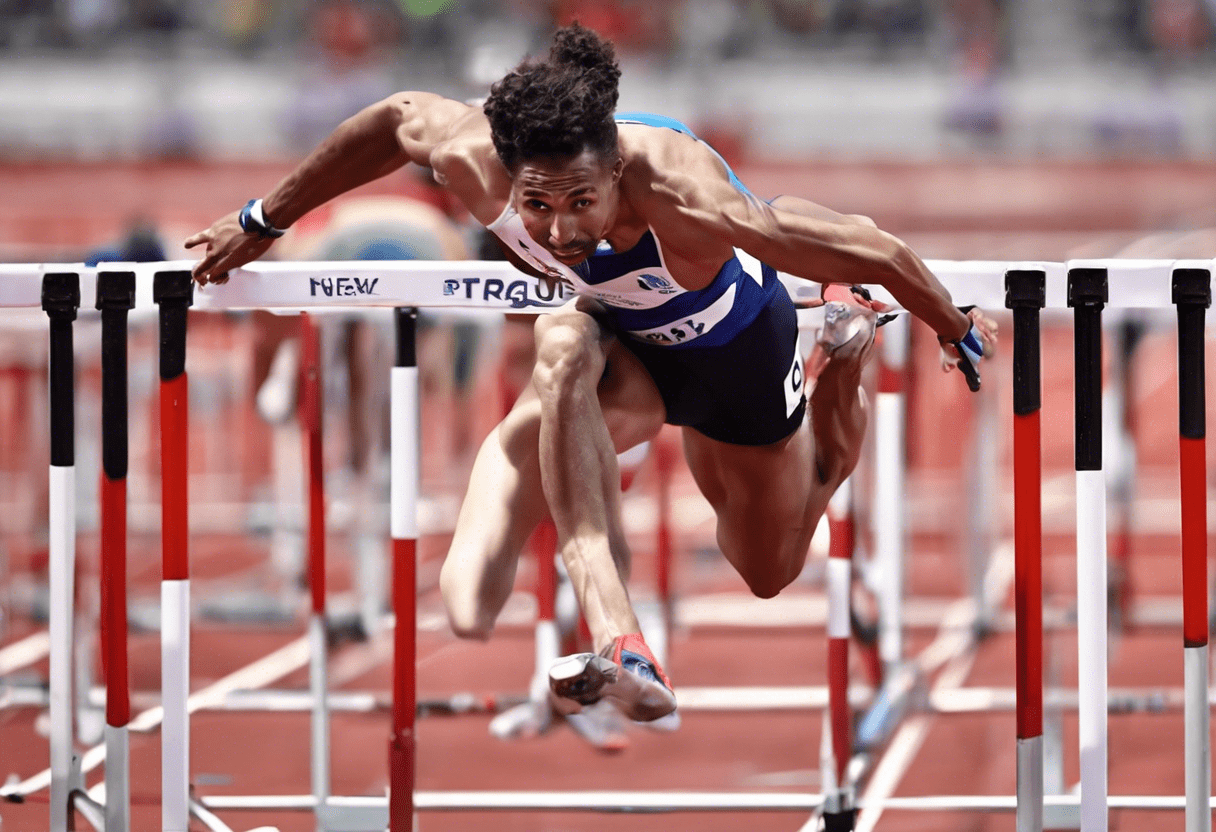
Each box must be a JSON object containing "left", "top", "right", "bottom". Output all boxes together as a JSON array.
[{"left": 484, "top": 23, "right": 621, "bottom": 172}]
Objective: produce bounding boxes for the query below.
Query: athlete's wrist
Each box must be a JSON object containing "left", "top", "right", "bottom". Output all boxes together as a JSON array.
[
  {"left": 937, "top": 305, "right": 973, "bottom": 346},
  {"left": 238, "top": 198, "right": 287, "bottom": 239}
]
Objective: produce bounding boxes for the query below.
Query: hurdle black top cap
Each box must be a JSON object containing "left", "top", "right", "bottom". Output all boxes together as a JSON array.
[
  {"left": 153, "top": 270, "right": 195, "bottom": 305},
  {"left": 1172, "top": 268, "right": 1212, "bottom": 308},
  {"left": 1005, "top": 269, "right": 1046, "bottom": 309},
  {"left": 95, "top": 270, "right": 136, "bottom": 310},
  {"left": 41, "top": 272, "right": 81, "bottom": 315},
  {"left": 395, "top": 306, "right": 418, "bottom": 368},
  {"left": 1067, "top": 267, "right": 1108, "bottom": 308}
]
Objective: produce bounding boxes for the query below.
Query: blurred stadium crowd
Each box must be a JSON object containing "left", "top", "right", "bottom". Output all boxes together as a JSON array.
[
  {"left": 0, "top": 0, "right": 1213, "bottom": 159},
  {"left": 2, "top": 0, "right": 1212, "bottom": 63}
]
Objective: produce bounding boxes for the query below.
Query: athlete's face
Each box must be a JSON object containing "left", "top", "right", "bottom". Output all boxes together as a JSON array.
[{"left": 511, "top": 149, "right": 622, "bottom": 267}]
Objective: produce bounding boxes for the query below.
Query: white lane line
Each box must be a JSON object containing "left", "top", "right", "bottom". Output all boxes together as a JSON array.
[
  {"left": 0, "top": 631, "right": 51, "bottom": 674},
  {"left": 1, "top": 636, "right": 310, "bottom": 798}
]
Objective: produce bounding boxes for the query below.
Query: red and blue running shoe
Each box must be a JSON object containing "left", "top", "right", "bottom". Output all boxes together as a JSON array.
[{"left": 549, "top": 633, "right": 676, "bottom": 722}]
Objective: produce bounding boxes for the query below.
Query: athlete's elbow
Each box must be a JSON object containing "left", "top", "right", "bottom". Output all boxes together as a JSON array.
[
  {"left": 370, "top": 92, "right": 434, "bottom": 138},
  {"left": 864, "top": 233, "right": 917, "bottom": 287},
  {"left": 380, "top": 91, "right": 422, "bottom": 116}
]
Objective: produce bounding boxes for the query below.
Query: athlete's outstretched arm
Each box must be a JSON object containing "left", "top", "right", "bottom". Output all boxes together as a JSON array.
[
  {"left": 186, "top": 92, "right": 475, "bottom": 285},
  {"left": 634, "top": 141, "right": 970, "bottom": 343}
]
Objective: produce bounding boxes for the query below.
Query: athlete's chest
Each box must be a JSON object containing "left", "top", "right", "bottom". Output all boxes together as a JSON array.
[{"left": 487, "top": 213, "right": 682, "bottom": 309}]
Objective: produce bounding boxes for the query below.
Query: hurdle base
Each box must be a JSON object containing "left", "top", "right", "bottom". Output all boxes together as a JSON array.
[
  {"left": 821, "top": 808, "right": 857, "bottom": 831},
  {"left": 854, "top": 663, "right": 919, "bottom": 750},
  {"left": 71, "top": 789, "right": 106, "bottom": 830},
  {"left": 1044, "top": 801, "right": 1081, "bottom": 830},
  {"left": 317, "top": 800, "right": 389, "bottom": 832},
  {"left": 199, "top": 590, "right": 299, "bottom": 626}
]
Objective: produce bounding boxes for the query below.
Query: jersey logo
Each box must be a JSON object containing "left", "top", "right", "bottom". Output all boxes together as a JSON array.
[{"left": 636, "top": 273, "right": 678, "bottom": 294}]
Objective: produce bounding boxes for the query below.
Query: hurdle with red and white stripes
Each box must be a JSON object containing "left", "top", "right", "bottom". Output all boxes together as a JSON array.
[
  {"left": 1007, "top": 268, "right": 1046, "bottom": 832},
  {"left": 97, "top": 270, "right": 136, "bottom": 832},
  {"left": 154, "top": 270, "right": 194, "bottom": 832},
  {"left": 1173, "top": 266, "right": 1211, "bottom": 832},
  {"left": 2, "top": 258, "right": 1216, "bottom": 832}
]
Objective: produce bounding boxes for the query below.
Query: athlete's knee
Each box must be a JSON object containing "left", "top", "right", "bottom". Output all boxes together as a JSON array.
[
  {"left": 740, "top": 566, "right": 798, "bottom": 600},
  {"left": 447, "top": 614, "right": 493, "bottom": 641},
  {"left": 727, "top": 545, "right": 802, "bottom": 599},
  {"left": 532, "top": 317, "right": 602, "bottom": 394},
  {"left": 438, "top": 560, "right": 494, "bottom": 641}
]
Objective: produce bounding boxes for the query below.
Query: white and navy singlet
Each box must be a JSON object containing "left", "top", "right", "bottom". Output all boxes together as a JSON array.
[{"left": 486, "top": 112, "right": 806, "bottom": 446}]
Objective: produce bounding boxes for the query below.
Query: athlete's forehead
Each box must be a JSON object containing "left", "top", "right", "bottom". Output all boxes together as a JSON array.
[{"left": 512, "top": 150, "right": 615, "bottom": 195}]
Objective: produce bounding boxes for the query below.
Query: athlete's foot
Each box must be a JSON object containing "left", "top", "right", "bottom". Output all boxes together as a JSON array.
[
  {"left": 549, "top": 633, "right": 677, "bottom": 722},
  {"left": 818, "top": 284, "right": 878, "bottom": 358}
]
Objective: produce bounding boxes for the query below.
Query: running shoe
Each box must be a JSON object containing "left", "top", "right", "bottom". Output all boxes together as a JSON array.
[
  {"left": 549, "top": 633, "right": 677, "bottom": 722},
  {"left": 819, "top": 284, "right": 879, "bottom": 355}
]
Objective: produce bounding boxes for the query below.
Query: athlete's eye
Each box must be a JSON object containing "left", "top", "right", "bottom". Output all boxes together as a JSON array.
[
  {"left": 526, "top": 199, "right": 549, "bottom": 211},
  {"left": 573, "top": 198, "right": 593, "bottom": 209}
]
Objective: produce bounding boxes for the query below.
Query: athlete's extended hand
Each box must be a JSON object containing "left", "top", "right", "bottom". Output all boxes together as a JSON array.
[
  {"left": 185, "top": 210, "right": 276, "bottom": 287},
  {"left": 939, "top": 307, "right": 999, "bottom": 386}
]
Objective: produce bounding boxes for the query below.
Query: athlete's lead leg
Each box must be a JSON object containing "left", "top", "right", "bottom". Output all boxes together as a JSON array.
[
  {"left": 529, "top": 299, "right": 676, "bottom": 721},
  {"left": 531, "top": 301, "right": 655, "bottom": 652}
]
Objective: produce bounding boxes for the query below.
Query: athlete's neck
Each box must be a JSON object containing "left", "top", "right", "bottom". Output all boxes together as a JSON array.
[{"left": 601, "top": 187, "right": 646, "bottom": 253}]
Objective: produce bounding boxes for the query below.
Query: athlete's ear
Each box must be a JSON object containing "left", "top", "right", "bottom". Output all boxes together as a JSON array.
[{"left": 611, "top": 157, "right": 624, "bottom": 181}]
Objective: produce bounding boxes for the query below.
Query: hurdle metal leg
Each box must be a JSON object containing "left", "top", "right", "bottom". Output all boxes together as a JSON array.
[
  {"left": 97, "top": 270, "right": 136, "bottom": 832},
  {"left": 44, "top": 271, "right": 81, "bottom": 832},
  {"left": 1008, "top": 268, "right": 1046, "bottom": 832},
  {"left": 155, "top": 269, "right": 194, "bottom": 832},
  {"left": 1173, "top": 264, "right": 1211, "bottom": 832},
  {"left": 389, "top": 307, "right": 420, "bottom": 832},
  {"left": 1069, "top": 265, "right": 1109, "bottom": 831}
]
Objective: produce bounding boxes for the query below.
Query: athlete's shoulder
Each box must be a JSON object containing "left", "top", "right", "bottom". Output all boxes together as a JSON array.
[
  {"left": 402, "top": 101, "right": 509, "bottom": 225},
  {"left": 617, "top": 122, "right": 743, "bottom": 272},
  {"left": 618, "top": 120, "right": 741, "bottom": 207},
  {"left": 387, "top": 92, "right": 482, "bottom": 153}
]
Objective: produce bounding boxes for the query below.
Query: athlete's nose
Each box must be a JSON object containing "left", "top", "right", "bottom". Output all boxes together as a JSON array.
[{"left": 549, "top": 213, "right": 577, "bottom": 248}]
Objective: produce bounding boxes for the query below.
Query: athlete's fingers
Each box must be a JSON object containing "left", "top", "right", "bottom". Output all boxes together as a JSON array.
[
  {"left": 193, "top": 253, "right": 228, "bottom": 286},
  {"left": 192, "top": 250, "right": 218, "bottom": 276},
  {"left": 967, "top": 308, "right": 1000, "bottom": 353},
  {"left": 183, "top": 231, "right": 208, "bottom": 249}
]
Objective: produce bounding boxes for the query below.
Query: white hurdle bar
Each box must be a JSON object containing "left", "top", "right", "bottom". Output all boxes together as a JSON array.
[{"left": 1, "top": 257, "right": 1214, "bottom": 831}]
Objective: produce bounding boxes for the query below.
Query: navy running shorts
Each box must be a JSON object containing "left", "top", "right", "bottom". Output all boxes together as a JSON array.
[{"left": 614, "top": 280, "right": 806, "bottom": 446}]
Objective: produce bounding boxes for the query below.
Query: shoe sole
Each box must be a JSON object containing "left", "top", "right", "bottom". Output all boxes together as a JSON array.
[
  {"left": 819, "top": 300, "right": 876, "bottom": 355},
  {"left": 549, "top": 653, "right": 677, "bottom": 723}
]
